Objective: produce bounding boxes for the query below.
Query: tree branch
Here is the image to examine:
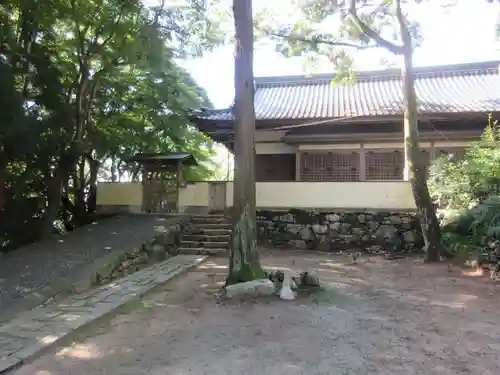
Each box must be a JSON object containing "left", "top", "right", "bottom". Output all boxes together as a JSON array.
[
  {"left": 88, "top": 2, "right": 128, "bottom": 58},
  {"left": 69, "top": 0, "right": 89, "bottom": 66},
  {"left": 269, "top": 32, "right": 381, "bottom": 50},
  {"left": 348, "top": 0, "right": 404, "bottom": 55},
  {"left": 394, "top": 0, "right": 411, "bottom": 48}
]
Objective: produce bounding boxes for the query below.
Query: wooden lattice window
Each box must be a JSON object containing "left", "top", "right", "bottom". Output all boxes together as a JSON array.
[
  {"left": 365, "top": 150, "right": 404, "bottom": 180},
  {"left": 436, "top": 147, "right": 466, "bottom": 162},
  {"left": 300, "top": 152, "right": 360, "bottom": 181}
]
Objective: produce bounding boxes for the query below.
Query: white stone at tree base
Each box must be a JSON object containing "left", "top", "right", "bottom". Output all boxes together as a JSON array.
[
  {"left": 279, "top": 270, "right": 296, "bottom": 300},
  {"left": 225, "top": 279, "right": 276, "bottom": 298}
]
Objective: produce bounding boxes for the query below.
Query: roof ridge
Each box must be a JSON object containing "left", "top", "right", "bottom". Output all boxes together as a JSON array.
[{"left": 255, "top": 60, "right": 500, "bottom": 87}]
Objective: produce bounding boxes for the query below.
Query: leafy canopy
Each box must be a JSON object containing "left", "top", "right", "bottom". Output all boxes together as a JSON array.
[{"left": 0, "top": 0, "right": 224, "bottom": 250}]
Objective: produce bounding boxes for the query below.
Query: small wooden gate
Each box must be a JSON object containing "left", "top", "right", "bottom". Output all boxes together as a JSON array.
[
  {"left": 142, "top": 171, "right": 178, "bottom": 213},
  {"left": 127, "top": 152, "right": 198, "bottom": 213}
]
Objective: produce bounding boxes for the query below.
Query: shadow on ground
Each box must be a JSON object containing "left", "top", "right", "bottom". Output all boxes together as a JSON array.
[{"left": 11, "top": 250, "right": 500, "bottom": 375}]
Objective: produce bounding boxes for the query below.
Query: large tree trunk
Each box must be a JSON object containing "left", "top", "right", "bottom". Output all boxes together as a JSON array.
[
  {"left": 87, "top": 157, "right": 99, "bottom": 214},
  {"left": 74, "top": 156, "right": 87, "bottom": 224},
  {"left": 43, "top": 165, "right": 65, "bottom": 238},
  {"left": 226, "top": 0, "right": 265, "bottom": 285},
  {"left": 0, "top": 156, "right": 7, "bottom": 211},
  {"left": 396, "top": 0, "right": 442, "bottom": 262}
]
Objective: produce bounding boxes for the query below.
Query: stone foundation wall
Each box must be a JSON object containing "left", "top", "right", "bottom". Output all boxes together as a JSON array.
[{"left": 256, "top": 210, "right": 423, "bottom": 254}]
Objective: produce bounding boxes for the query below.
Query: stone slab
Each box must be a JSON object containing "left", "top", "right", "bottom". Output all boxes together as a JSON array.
[{"left": 0, "top": 254, "right": 207, "bottom": 374}]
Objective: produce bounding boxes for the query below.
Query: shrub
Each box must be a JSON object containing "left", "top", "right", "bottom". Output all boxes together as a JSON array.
[{"left": 428, "top": 115, "right": 500, "bottom": 252}]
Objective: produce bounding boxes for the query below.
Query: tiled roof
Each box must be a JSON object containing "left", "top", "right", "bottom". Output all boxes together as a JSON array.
[
  {"left": 127, "top": 152, "right": 198, "bottom": 166},
  {"left": 195, "top": 61, "right": 500, "bottom": 122}
]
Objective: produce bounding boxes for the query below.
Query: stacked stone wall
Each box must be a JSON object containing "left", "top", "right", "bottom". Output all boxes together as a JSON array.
[{"left": 256, "top": 210, "right": 423, "bottom": 253}]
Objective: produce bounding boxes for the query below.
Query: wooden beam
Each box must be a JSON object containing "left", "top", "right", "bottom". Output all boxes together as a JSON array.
[{"left": 284, "top": 130, "right": 482, "bottom": 144}]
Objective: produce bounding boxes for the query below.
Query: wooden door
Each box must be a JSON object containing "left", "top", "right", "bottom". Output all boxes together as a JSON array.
[
  {"left": 160, "top": 179, "right": 178, "bottom": 212},
  {"left": 209, "top": 182, "right": 226, "bottom": 213}
]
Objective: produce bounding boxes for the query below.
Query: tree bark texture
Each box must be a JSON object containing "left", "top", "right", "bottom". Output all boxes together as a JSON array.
[
  {"left": 396, "top": 0, "right": 442, "bottom": 262},
  {"left": 43, "top": 165, "right": 65, "bottom": 238},
  {"left": 87, "top": 157, "right": 99, "bottom": 214},
  {"left": 226, "top": 0, "right": 265, "bottom": 285},
  {"left": 74, "top": 156, "right": 87, "bottom": 224},
  {"left": 0, "top": 157, "right": 7, "bottom": 211}
]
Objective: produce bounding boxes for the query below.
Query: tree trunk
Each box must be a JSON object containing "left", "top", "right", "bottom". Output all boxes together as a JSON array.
[
  {"left": 226, "top": 0, "right": 265, "bottom": 285},
  {"left": 0, "top": 156, "right": 7, "bottom": 211},
  {"left": 87, "top": 157, "right": 99, "bottom": 214},
  {"left": 43, "top": 165, "right": 65, "bottom": 238},
  {"left": 74, "top": 156, "right": 86, "bottom": 224},
  {"left": 61, "top": 175, "right": 73, "bottom": 231},
  {"left": 396, "top": 0, "right": 442, "bottom": 262}
]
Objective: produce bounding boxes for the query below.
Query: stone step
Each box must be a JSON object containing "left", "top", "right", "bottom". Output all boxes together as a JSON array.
[
  {"left": 180, "top": 240, "right": 230, "bottom": 249},
  {"left": 182, "top": 234, "right": 231, "bottom": 242},
  {"left": 191, "top": 214, "right": 229, "bottom": 220},
  {"left": 177, "top": 248, "right": 228, "bottom": 256},
  {"left": 192, "top": 214, "right": 227, "bottom": 217},
  {"left": 188, "top": 223, "right": 232, "bottom": 230},
  {"left": 191, "top": 218, "right": 230, "bottom": 225},
  {"left": 185, "top": 228, "right": 232, "bottom": 236}
]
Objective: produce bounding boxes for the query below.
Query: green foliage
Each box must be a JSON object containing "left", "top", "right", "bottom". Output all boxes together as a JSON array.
[
  {"left": 429, "top": 116, "right": 500, "bottom": 250},
  {"left": 0, "top": 0, "right": 222, "bottom": 251},
  {"left": 429, "top": 116, "right": 500, "bottom": 212}
]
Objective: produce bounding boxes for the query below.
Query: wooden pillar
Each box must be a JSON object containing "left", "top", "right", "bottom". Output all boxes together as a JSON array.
[
  {"left": 158, "top": 170, "right": 165, "bottom": 213},
  {"left": 359, "top": 143, "right": 366, "bottom": 181},
  {"left": 141, "top": 168, "right": 148, "bottom": 212},
  {"left": 429, "top": 141, "right": 437, "bottom": 161},
  {"left": 176, "top": 161, "right": 181, "bottom": 213},
  {"left": 295, "top": 151, "right": 301, "bottom": 181}
]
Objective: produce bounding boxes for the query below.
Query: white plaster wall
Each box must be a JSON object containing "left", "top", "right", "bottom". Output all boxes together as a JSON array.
[
  {"left": 178, "top": 182, "right": 210, "bottom": 209},
  {"left": 223, "top": 181, "right": 415, "bottom": 210},
  {"left": 96, "top": 182, "right": 143, "bottom": 206},
  {"left": 255, "top": 130, "right": 287, "bottom": 142},
  {"left": 255, "top": 142, "right": 296, "bottom": 154}
]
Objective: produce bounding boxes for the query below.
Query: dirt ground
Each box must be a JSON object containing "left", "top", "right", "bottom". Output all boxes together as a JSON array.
[{"left": 12, "top": 250, "right": 500, "bottom": 375}]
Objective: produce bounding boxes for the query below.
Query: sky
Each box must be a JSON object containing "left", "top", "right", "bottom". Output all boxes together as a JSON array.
[{"left": 181, "top": 0, "right": 500, "bottom": 109}]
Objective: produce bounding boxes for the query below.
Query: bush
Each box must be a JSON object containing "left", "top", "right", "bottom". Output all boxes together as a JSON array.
[{"left": 428, "top": 116, "right": 500, "bottom": 253}]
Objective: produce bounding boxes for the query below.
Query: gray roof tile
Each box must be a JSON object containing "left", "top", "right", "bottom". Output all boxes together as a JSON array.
[
  {"left": 196, "top": 61, "right": 500, "bottom": 122},
  {"left": 127, "top": 152, "right": 198, "bottom": 166}
]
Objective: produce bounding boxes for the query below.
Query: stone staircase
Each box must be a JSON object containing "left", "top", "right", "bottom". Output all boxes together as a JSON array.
[{"left": 178, "top": 214, "right": 231, "bottom": 255}]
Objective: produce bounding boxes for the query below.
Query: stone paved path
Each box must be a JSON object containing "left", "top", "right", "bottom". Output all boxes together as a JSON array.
[
  {"left": 0, "top": 214, "right": 180, "bottom": 322},
  {"left": 0, "top": 254, "right": 207, "bottom": 374}
]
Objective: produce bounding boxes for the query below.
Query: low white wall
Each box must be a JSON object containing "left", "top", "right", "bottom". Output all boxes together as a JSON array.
[
  {"left": 224, "top": 181, "right": 415, "bottom": 210},
  {"left": 226, "top": 182, "right": 234, "bottom": 208},
  {"left": 96, "top": 182, "right": 143, "bottom": 206},
  {"left": 178, "top": 182, "right": 210, "bottom": 211},
  {"left": 97, "top": 181, "right": 416, "bottom": 211},
  {"left": 256, "top": 142, "right": 296, "bottom": 154}
]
